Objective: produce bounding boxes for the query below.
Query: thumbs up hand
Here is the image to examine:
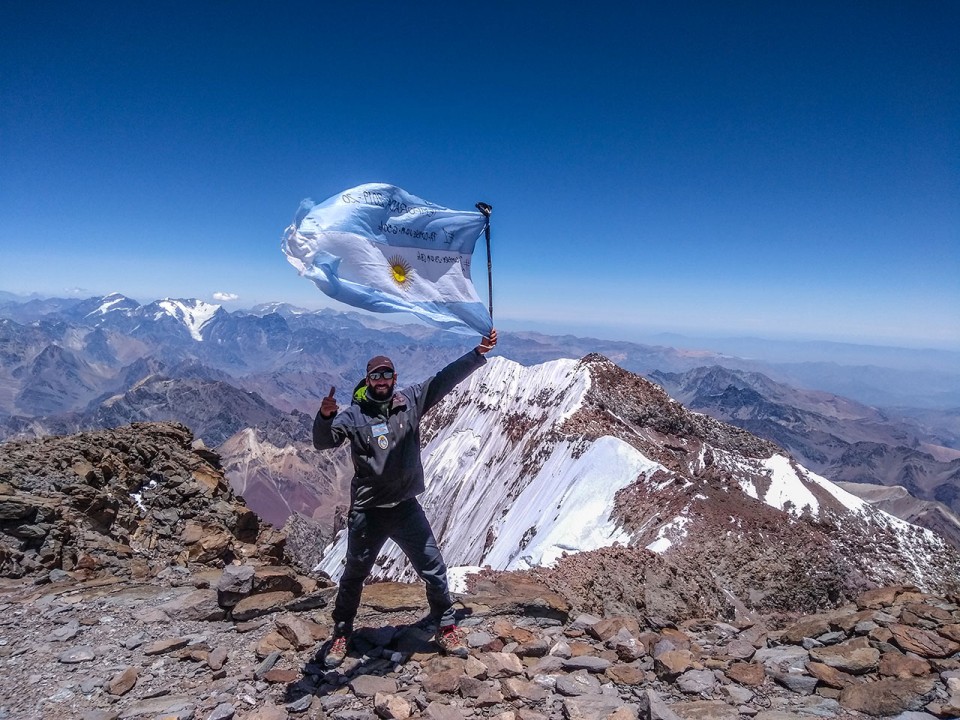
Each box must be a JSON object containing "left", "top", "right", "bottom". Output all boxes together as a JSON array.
[{"left": 320, "top": 386, "right": 338, "bottom": 419}]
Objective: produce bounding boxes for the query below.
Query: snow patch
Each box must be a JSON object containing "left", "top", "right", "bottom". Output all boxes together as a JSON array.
[
  {"left": 156, "top": 299, "right": 221, "bottom": 341},
  {"left": 758, "top": 455, "right": 820, "bottom": 515},
  {"left": 87, "top": 293, "right": 132, "bottom": 316},
  {"left": 646, "top": 515, "right": 691, "bottom": 553},
  {"left": 447, "top": 566, "right": 482, "bottom": 594},
  {"left": 130, "top": 478, "right": 158, "bottom": 512}
]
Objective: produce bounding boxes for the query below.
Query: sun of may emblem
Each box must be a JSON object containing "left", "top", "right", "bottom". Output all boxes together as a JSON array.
[{"left": 388, "top": 255, "right": 413, "bottom": 289}]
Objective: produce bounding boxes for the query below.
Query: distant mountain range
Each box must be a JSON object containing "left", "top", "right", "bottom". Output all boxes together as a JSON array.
[
  {"left": 651, "top": 366, "right": 960, "bottom": 547},
  {"left": 1, "top": 291, "right": 959, "bottom": 552}
]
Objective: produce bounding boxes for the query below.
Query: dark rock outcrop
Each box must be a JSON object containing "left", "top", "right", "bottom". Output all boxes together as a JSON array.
[{"left": 0, "top": 422, "right": 285, "bottom": 578}]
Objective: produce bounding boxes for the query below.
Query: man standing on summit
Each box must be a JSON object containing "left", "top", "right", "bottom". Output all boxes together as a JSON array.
[{"left": 313, "top": 329, "right": 498, "bottom": 667}]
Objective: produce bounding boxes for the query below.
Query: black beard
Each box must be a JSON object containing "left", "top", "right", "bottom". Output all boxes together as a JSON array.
[{"left": 368, "top": 384, "right": 394, "bottom": 401}]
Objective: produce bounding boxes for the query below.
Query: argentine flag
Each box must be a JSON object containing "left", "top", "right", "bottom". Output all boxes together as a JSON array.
[{"left": 282, "top": 184, "right": 493, "bottom": 336}]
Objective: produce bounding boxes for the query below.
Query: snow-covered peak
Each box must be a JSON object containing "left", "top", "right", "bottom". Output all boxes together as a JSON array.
[
  {"left": 85, "top": 292, "right": 139, "bottom": 317},
  {"left": 316, "top": 353, "right": 960, "bottom": 595},
  {"left": 453, "top": 355, "right": 588, "bottom": 424},
  {"left": 154, "top": 299, "right": 222, "bottom": 341},
  {"left": 249, "top": 302, "right": 310, "bottom": 317},
  {"left": 319, "top": 356, "right": 651, "bottom": 578}
]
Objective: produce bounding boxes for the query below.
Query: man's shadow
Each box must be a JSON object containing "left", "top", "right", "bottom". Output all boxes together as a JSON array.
[{"left": 283, "top": 609, "right": 473, "bottom": 705}]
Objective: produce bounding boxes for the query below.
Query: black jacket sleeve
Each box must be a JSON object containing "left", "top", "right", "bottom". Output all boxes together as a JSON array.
[
  {"left": 417, "top": 348, "right": 487, "bottom": 415},
  {"left": 313, "top": 410, "right": 346, "bottom": 450}
]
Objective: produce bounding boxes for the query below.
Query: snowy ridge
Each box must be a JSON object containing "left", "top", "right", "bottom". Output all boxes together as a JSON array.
[
  {"left": 154, "top": 299, "right": 221, "bottom": 341},
  {"left": 318, "top": 357, "right": 663, "bottom": 579},
  {"left": 316, "top": 354, "right": 959, "bottom": 591},
  {"left": 85, "top": 292, "right": 137, "bottom": 316},
  {"left": 732, "top": 453, "right": 869, "bottom": 516}
]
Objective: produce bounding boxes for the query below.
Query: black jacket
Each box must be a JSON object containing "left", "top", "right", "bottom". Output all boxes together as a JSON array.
[{"left": 313, "top": 348, "right": 486, "bottom": 509}]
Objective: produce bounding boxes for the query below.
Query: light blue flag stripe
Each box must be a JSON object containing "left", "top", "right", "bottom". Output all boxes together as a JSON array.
[{"left": 282, "top": 183, "right": 493, "bottom": 335}]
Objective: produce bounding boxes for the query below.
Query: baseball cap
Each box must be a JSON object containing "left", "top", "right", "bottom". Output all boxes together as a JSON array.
[{"left": 366, "top": 355, "right": 395, "bottom": 374}]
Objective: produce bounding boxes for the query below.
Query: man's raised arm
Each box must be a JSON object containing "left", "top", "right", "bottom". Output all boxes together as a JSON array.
[{"left": 419, "top": 329, "right": 498, "bottom": 414}]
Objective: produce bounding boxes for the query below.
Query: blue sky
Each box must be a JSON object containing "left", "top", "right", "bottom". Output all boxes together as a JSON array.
[{"left": 1, "top": 2, "right": 957, "bottom": 349}]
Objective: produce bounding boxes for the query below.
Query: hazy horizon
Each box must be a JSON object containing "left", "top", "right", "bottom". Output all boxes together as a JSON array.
[{"left": 3, "top": 287, "right": 959, "bottom": 361}]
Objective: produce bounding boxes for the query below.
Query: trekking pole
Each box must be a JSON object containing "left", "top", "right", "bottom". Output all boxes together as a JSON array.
[{"left": 475, "top": 202, "right": 493, "bottom": 320}]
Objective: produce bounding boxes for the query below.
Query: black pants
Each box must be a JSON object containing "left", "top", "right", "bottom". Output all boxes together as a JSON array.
[{"left": 331, "top": 497, "right": 455, "bottom": 632}]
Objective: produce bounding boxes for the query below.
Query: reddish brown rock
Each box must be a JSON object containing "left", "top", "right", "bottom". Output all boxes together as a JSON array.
[
  {"left": 939, "top": 624, "right": 960, "bottom": 643},
  {"left": 833, "top": 609, "right": 879, "bottom": 633},
  {"left": 143, "top": 637, "right": 190, "bottom": 656},
  {"left": 179, "top": 648, "right": 209, "bottom": 663},
  {"left": 242, "top": 704, "right": 288, "bottom": 720},
  {"left": 274, "top": 613, "right": 315, "bottom": 650},
  {"left": 501, "top": 677, "right": 548, "bottom": 702},
  {"left": 256, "top": 631, "right": 293, "bottom": 658},
  {"left": 809, "top": 639, "right": 880, "bottom": 674},
  {"left": 879, "top": 651, "right": 931, "bottom": 678},
  {"left": 476, "top": 652, "right": 524, "bottom": 678},
  {"left": 515, "top": 637, "right": 550, "bottom": 658},
  {"left": 231, "top": 591, "right": 295, "bottom": 621},
  {"left": 637, "top": 631, "right": 661, "bottom": 655},
  {"left": 361, "top": 581, "right": 432, "bottom": 613},
  {"left": 897, "top": 591, "right": 936, "bottom": 605},
  {"left": 263, "top": 668, "right": 300, "bottom": 684},
  {"left": 655, "top": 650, "right": 695, "bottom": 680},
  {"left": 106, "top": 667, "right": 138, "bottom": 696},
  {"left": 781, "top": 617, "right": 833, "bottom": 644},
  {"left": 856, "top": 586, "right": 906, "bottom": 609},
  {"left": 491, "top": 619, "right": 536, "bottom": 645},
  {"left": 940, "top": 693, "right": 960, "bottom": 718},
  {"left": 375, "top": 692, "right": 413, "bottom": 720},
  {"left": 806, "top": 661, "right": 858, "bottom": 689},
  {"left": 903, "top": 603, "right": 954, "bottom": 624},
  {"left": 839, "top": 677, "right": 937, "bottom": 715},
  {"left": 252, "top": 566, "right": 302, "bottom": 594},
  {"left": 890, "top": 623, "right": 960, "bottom": 658},
  {"left": 350, "top": 675, "right": 399, "bottom": 698},
  {"left": 932, "top": 658, "right": 960, "bottom": 673},
  {"left": 667, "top": 699, "right": 737, "bottom": 720},
  {"left": 569, "top": 641, "right": 594, "bottom": 657},
  {"left": 725, "top": 662, "right": 766, "bottom": 687},
  {"left": 185, "top": 527, "right": 232, "bottom": 562},
  {"left": 587, "top": 616, "right": 642, "bottom": 642},
  {"left": 606, "top": 663, "right": 647, "bottom": 685},
  {"left": 421, "top": 668, "right": 463, "bottom": 694}
]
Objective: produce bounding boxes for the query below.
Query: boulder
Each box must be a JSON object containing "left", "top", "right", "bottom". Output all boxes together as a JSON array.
[
  {"left": 890, "top": 623, "right": 960, "bottom": 658},
  {"left": 840, "top": 677, "right": 938, "bottom": 715}
]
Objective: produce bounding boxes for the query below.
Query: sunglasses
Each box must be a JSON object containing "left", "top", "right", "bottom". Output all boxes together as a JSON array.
[{"left": 368, "top": 370, "right": 394, "bottom": 380}]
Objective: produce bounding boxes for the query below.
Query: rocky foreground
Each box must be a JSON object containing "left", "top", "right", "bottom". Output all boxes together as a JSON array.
[
  {"left": 2, "top": 423, "right": 960, "bottom": 719},
  {"left": 1, "top": 572, "right": 960, "bottom": 720}
]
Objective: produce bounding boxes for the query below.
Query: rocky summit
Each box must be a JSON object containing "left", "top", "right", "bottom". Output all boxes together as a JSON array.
[
  {"left": 2, "top": 570, "right": 960, "bottom": 720},
  {"left": 2, "top": 424, "right": 960, "bottom": 719}
]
